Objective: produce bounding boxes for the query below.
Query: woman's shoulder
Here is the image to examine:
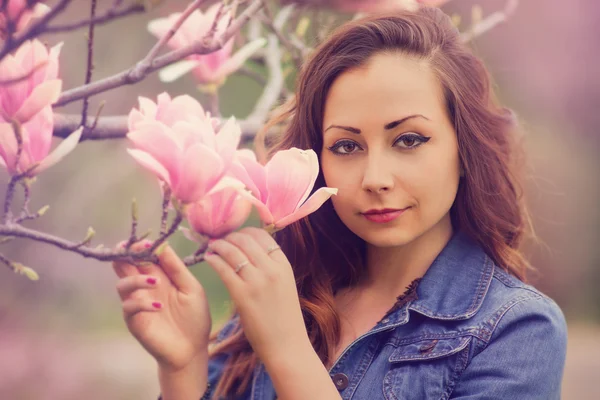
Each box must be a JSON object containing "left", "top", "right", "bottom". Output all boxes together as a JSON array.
[{"left": 475, "top": 264, "right": 568, "bottom": 347}]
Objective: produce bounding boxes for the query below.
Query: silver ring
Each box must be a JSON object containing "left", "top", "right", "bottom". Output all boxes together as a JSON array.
[
  {"left": 234, "top": 260, "right": 250, "bottom": 273},
  {"left": 266, "top": 245, "right": 281, "bottom": 255}
]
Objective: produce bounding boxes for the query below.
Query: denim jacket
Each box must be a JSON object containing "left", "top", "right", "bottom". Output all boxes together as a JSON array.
[{"left": 204, "top": 231, "right": 568, "bottom": 399}]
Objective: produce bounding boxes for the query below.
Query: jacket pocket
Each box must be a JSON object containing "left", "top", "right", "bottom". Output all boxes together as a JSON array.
[{"left": 383, "top": 335, "right": 472, "bottom": 400}]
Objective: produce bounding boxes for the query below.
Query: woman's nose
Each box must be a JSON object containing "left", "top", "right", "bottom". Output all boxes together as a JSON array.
[{"left": 361, "top": 156, "right": 395, "bottom": 193}]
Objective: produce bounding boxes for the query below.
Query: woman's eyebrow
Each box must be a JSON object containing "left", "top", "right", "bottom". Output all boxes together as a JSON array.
[{"left": 324, "top": 114, "right": 430, "bottom": 134}]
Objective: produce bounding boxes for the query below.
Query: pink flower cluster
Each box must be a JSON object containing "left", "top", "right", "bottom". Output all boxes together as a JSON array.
[
  {"left": 0, "top": 38, "right": 81, "bottom": 177},
  {"left": 126, "top": 93, "right": 337, "bottom": 240}
]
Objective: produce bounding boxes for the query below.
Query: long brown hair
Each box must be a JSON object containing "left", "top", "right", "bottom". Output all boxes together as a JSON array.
[{"left": 209, "top": 6, "right": 533, "bottom": 397}]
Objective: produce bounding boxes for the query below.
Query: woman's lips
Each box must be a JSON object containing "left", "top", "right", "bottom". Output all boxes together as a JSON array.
[{"left": 361, "top": 208, "right": 408, "bottom": 223}]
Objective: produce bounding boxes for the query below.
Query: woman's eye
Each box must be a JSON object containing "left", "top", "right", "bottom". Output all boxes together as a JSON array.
[
  {"left": 394, "top": 133, "right": 431, "bottom": 149},
  {"left": 328, "top": 140, "right": 361, "bottom": 155}
]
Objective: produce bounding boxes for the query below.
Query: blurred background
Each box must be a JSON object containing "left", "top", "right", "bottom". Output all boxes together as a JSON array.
[{"left": 1, "top": 0, "right": 598, "bottom": 398}]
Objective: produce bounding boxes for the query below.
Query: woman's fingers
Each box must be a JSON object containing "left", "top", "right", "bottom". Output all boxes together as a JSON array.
[
  {"left": 156, "top": 244, "right": 199, "bottom": 294},
  {"left": 122, "top": 297, "right": 162, "bottom": 320},
  {"left": 116, "top": 274, "right": 160, "bottom": 302}
]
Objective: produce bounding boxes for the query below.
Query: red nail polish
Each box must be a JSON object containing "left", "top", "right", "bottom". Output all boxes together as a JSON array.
[
  {"left": 147, "top": 277, "right": 157, "bottom": 285},
  {"left": 152, "top": 302, "right": 162, "bottom": 309},
  {"left": 144, "top": 241, "right": 152, "bottom": 249}
]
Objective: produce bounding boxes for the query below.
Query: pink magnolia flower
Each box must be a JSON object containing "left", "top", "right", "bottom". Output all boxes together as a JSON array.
[
  {"left": 128, "top": 92, "right": 219, "bottom": 131},
  {"left": 0, "top": 40, "right": 62, "bottom": 124},
  {"left": 181, "top": 187, "right": 253, "bottom": 240},
  {"left": 0, "top": 106, "right": 83, "bottom": 176},
  {"left": 230, "top": 148, "right": 338, "bottom": 230},
  {"left": 0, "top": 0, "right": 50, "bottom": 39},
  {"left": 126, "top": 95, "right": 242, "bottom": 204},
  {"left": 147, "top": 4, "right": 266, "bottom": 85}
]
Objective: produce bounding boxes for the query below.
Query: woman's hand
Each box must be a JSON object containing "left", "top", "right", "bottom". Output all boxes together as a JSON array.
[
  {"left": 112, "top": 240, "right": 212, "bottom": 372},
  {"left": 204, "top": 227, "right": 311, "bottom": 363}
]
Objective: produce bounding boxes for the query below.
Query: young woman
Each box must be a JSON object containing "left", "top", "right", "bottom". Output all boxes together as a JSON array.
[{"left": 112, "top": 6, "right": 567, "bottom": 400}]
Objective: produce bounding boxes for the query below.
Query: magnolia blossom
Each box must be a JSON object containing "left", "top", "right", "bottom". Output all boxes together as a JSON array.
[
  {"left": 230, "top": 148, "right": 338, "bottom": 229},
  {"left": 0, "top": 106, "right": 82, "bottom": 176},
  {"left": 128, "top": 92, "right": 220, "bottom": 131},
  {"left": 181, "top": 187, "right": 253, "bottom": 240},
  {"left": 0, "top": 40, "right": 62, "bottom": 124},
  {"left": 0, "top": 0, "right": 50, "bottom": 39},
  {"left": 126, "top": 94, "right": 242, "bottom": 204},
  {"left": 147, "top": 4, "right": 266, "bottom": 85}
]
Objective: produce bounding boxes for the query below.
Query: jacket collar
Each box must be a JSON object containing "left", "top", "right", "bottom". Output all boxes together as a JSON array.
[{"left": 405, "top": 230, "right": 494, "bottom": 321}]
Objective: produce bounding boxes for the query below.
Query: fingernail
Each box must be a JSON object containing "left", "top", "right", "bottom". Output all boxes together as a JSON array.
[
  {"left": 147, "top": 277, "right": 157, "bottom": 285},
  {"left": 152, "top": 302, "right": 162, "bottom": 309},
  {"left": 144, "top": 241, "right": 152, "bottom": 249},
  {"left": 205, "top": 250, "right": 214, "bottom": 257}
]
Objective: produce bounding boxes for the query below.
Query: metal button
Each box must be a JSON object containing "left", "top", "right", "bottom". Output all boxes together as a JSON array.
[
  {"left": 419, "top": 339, "right": 439, "bottom": 353},
  {"left": 331, "top": 373, "right": 349, "bottom": 390}
]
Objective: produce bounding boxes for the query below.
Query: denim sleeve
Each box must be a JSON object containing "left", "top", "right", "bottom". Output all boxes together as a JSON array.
[{"left": 450, "top": 296, "right": 568, "bottom": 399}]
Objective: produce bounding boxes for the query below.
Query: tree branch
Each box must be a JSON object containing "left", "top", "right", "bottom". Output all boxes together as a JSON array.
[
  {"left": 43, "top": 1, "right": 145, "bottom": 33},
  {"left": 54, "top": 0, "right": 265, "bottom": 107}
]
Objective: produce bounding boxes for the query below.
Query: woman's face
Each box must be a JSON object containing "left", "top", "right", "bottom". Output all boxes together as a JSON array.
[{"left": 321, "top": 52, "right": 461, "bottom": 248}]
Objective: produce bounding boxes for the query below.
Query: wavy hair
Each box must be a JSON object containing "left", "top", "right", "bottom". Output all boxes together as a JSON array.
[{"left": 209, "top": 6, "right": 533, "bottom": 398}]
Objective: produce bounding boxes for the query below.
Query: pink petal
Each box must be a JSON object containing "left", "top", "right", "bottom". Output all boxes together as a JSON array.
[
  {"left": 0, "top": 55, "right": 29, "bottom": 116},
  {"left": 265, "top": 148, "right": 317, "bottom": 221},
  {"left": 126, "top": 149, "right": 172, "bottom": 186},
  {"left": 215, "top": 117, "right": 241, "bottom": 164},
  {"left": 239, "top": 189, "right": 275, "bottom": 226},
  {"left": 0, "top": 122, "right": 19, "bottom": 174},
  {"left": 14, "top": 79, "right": 62, "bottom": 123},
  {"left": 229, "top": 149, "right": 266, "bottom": 200},
  {"left": 127, "top": 108, "right": 145, "bottom": 131},
  {"left": 22, "top": 105, "right": 53, "bottom": 162},
  {"left": 137, "top": 96, "right": 158, "bottom": 118},
  {"left": 174, "top": 143, "right": 224, "bottom": 204},
  {"left": 217, "top": 38, "right": 266, "bottom": 80},
  {"left": 33, "top": 127, "right": 83, "bottom": 175},
  {"left": 274, "top": 187, "right": 338, "bottom": 229},
  {"left": 127, "top": 122, "right": 182, "bottom": 183}
]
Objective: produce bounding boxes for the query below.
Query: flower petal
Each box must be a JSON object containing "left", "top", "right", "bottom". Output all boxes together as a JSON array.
[
  {"left": 217, "top": 38, "right": 267, "bottom": 80},
  {"left": 215, "top": 116, "right": 241, "bottom": 164},
  {"left": 126, "top": 149, "right": 172, "bottom": 186},
  {"left": 274, "top": 187, "right": 338, "bottom": 229},
  {"left": 33, "top": 126, "right": 82, "bottom": 175},
  {"left": 159, "top": 60, "right": 200, "bottom": 83},
  {"left": 127, "top": 121, "right": 182, "bottom": 182},
  {"left": 14, "top": 79, "right": 62, "bottom": 123},
  {"left": 265, "top": 148, "right": 317, "bottom": 221},
  {"left": 174, "top": 143, "right": 224, "bottom": 203}
]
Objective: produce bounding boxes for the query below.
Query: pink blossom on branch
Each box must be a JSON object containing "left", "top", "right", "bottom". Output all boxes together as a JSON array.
[
  {"left": 0, "top": 40, "right": 62, "bottom": 124},
  {"left": 0, "top": 106, "right": 83, "bottom": 176},
  {"left": 147, "top": 4, "right": 266, "bottom": 86},
  {"left": 126, "top": 94, "right": 242, "bottom": 204},
  {"left": 181, "top": 187, "right": 253, "bottom": 241},
  {"left": 0, "top": 0, "right": 50, "bottom": 39},
  {"left": 230, "top": 148, "right": 338, "bottom": 230}
]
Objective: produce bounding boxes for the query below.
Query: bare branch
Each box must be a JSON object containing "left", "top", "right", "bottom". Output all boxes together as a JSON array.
[
  {"left": 461, "top": 0, "right": 519, "bottom": 43},
  {"left": 55, "top": 0, "right": 265, "bottom": 107},
  {"left": 0, "top": 0, "right": 73, "bottom": 62},
  {"left": 52, "top": 113, "right": 267, "bottom": 142},
  {"left": 80, "top": 0, "right": 98, "bottom": 127}
]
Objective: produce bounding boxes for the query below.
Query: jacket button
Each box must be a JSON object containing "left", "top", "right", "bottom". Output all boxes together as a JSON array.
[{"left": 331, "top": 373, "right": 349, "bottom": 390}]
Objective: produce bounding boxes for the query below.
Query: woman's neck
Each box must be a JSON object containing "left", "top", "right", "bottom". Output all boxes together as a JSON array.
[{"left": 360, "top": 216, "right": 454, "bottom": 299}]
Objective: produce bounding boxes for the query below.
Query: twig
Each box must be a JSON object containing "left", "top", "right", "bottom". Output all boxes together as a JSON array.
[
  {"left": 52, "top": 113, "right": 268, "bottom": 143},
  {"left": 160, "top": 185, "right": 172, "bottom": 236},
  {"left": 54, "top": 0, "right": 265, "bottom": 107},
  {"left": 80, "top": 0, "right": 98, "bottom": 127},
  {"left": 461, "top": 0, "right": 519, "bottom": 43},
  {"left": 140, "top": 0, "right": 207, "bottom": 73},
  {"left": 0, "top": 0, "right": 73, "bottom": 62}
]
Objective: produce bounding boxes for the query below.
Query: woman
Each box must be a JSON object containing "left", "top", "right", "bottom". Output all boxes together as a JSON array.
[{"left": 112, "top": 6, "right": 567, "bottom": 400}]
